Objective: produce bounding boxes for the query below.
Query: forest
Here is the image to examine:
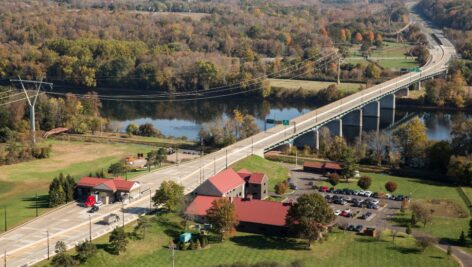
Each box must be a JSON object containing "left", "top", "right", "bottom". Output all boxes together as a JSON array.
[{"left": 0, "top": 0, "right": 413, "bottom": 93}]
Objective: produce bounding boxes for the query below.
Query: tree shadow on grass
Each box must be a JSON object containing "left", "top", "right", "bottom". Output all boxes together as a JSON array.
[
  {"left": 96, "top": 243, "right": 115, "bottom": 255},
  {"left": 354, "top": 237, "right": 388, "bottom": 243},
  {"left": 155, "top": 217, "right": 183, "bottom": 239},
  {"left": 22, "top": 194, "right": 49, "bottom": 209},
  {"left": 230, "top": 235, "right": 306, "bottom": 251},
  {"left": 387, "top": 245, "right": 422, "bottom": 254}
]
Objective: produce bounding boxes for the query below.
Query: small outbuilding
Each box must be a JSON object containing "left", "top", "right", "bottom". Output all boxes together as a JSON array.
[{"left": 76, "top": 177, "right": 141, "bottom": 205}]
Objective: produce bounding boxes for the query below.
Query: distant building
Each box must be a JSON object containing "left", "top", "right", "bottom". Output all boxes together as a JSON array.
[
  {"left": 186, "top": 196, "right": 290, "bottom": 235},
  {"left": 195, "top": 168, "right": 245, "bottom": 198},
  {"left": 76, "top": 177, "right": 141, "bottom": 205},
  {"left": 303, "top": 161, "right": 342, "bottom": 174}
]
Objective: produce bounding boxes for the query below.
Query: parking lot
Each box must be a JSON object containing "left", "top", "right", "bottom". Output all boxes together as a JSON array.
[{"left": 283, "top": 164, "right": 405, "bottom": 233}]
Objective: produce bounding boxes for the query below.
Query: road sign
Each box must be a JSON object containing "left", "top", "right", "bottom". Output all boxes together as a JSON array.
[
  {"left": 266, "top": 119, "right": 275, "bottom": 124},
  {"left": 282, "top": 120, "right": 290, "bottom": 126},
  {"left": 409, "top": 67, "right": 420, "bottom": 72}
]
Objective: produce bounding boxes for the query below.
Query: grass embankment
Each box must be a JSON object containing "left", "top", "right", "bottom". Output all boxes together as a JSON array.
[
  {"left": 315, "top": 172, "right": 472, "bottom": 253},
  {"left": 38, "top": 213, "right": 458, "bottom": 267},
  {"left": 0, "top": 140, "right": 157, "bottom": 233},
  {"left": 231, "top": 155, "right": 289, "bottom": 193},
  {"left": 268, "top": 79, "right": 363, "bottom": 93}
]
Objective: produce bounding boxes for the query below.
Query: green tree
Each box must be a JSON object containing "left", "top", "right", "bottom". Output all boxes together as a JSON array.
[
  {"left": 328, "top": 173, "right": 340, "bottom": 186},
  {"left": 109, "top": 227, "right": 128, "bottom": 255},
  {"left": 274, "top": 181, "right": 288, "bottom": 195},
  {"left": 447, "top": 156, "right": 472, "bottom": 186},
  {"left": 126, "top": 123, "right": 139, "bottom": 136},
  {"left": 75, "top": 240, "right": 97, "bottom": 263},
  {"left": 468, "top": 219, "right": 472, "bottom": 240},
  {"left": 195, "top": 61, "right": 218, "bottom": 90},
  {"left": 133, "top": 215, "right": 151, "bottom": 240},
  {"left": 427, "top": 141, "right": 453, "bottom": 172},
  {"left": 206, "top": 198, "right": 239, "bottom": 241},
  {"left": 410, "top": 202, "right": 433, "bottom": 228},
  {"left": 108, "top": 162, "right": 128, "bottom": 176},
  {"left": 49, "top": 177, "right": 66, "bottom": 208},
  {"left": 152, "top": 180, "right": 184, "bottom": 212},
  {"left": 357, "top": 176, "right": 372, "bottom": 190},
  {"left": 365, "top": 63, "right": 381, "bottom": 79},
  {"left": 240, "top": 115, "right": 260, "bottom": 139},
  {"left": 460, "top": 231, "right": 466, "bottom": 245},
  {"left": 411, "top": 213, "right": 417, "bottom": 226},
  {"left": 286, "top": 193, "right": 335, "bottom": 247},
  {"left": 393, "top": 117, "right": 428, "bottom": 166},
  {"left": 52, "top": 241, "right": 76, "bottom": 267},
  {"left": 138, "top": 123, "right": 160, "bottom": 137}
]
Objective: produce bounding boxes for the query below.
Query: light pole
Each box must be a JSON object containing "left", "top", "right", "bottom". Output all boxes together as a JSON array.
[
  {"left": 4, "top": 250, "right": 6, "bottom": 267},
  {"left": 213, "top": 156, "right": 216, "bottom": 175},
  {"left": 89, "top": 215, "right": 92, "bottom": 241},
  {"left": 251, "top": 137, "right": 254, "bottom": 155},
  {"left": 225, "top": 149, "right": 228, "bottom": 169},
  {"left": 122, "top": 201, "right": 125, "bottom": 227},
  {"left": 46, "top": 230, "right": 50, "bottom": 260},
  {"left": 149, "top": 190, "right": 152, "bottom": 214},
  {"left": 35, "top": 193, "right": 38, "bottom": 217},
  {"left": 3, "top": 206, "right": 6, "bottom": 232}
]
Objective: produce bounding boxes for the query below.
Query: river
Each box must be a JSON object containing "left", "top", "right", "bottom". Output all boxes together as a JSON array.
[{"left": 99, "top": 96, "right": 471, "bottom": 142}]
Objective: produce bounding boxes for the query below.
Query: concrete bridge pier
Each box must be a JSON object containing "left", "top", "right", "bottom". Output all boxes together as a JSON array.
[
  {"left": 342, "top": 109, "right": 363, "bottom": 141},
  {"left": 362, "top": 101, "right": 380, "bottom": 132}
]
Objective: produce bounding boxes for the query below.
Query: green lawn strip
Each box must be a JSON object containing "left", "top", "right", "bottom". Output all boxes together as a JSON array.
[
  {"left": 38, "top": 213, "right": 457, "bottom": 267},
  {"left": 268, "top": 79, "right": 363, "bottom": 93},
  {"left": 391, "top": 211, "right": 472, "bottom": 254},
  {"left": 374, "top": 58, "right": 418, "bottom": 69},
  {"left": 231, "top": 155, "right": 289, "bottom": 193},
  {"left": 0, "top": 140, "right": 155, "bottom": 232},
  {"left": 462, "top": 187, "right": 472, "bottom": 203}
]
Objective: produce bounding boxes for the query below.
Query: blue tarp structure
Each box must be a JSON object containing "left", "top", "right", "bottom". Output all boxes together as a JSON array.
[{"left": 179, "top": 232, "right": 192, "bottom": 243}]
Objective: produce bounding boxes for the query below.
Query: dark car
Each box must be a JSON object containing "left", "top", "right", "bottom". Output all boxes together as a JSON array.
[
  {"left": 395, "top": 195, "right": 405, "bottom": 201},
  {"left": 328, "top": 187, "right": 336, "bottom": 193},
  {"left": 355, "top": 225, "right": 363, "bottom": 233},
  {"left": 347, "top": 225, "right": 356, "bottom": 231},
  {"left": 371, "top": 192, "right": 379, "bottom": 198},
  {"left": 367, "top": 203, "right": 378, "bottom": 209},
  {"left": 88, "top": 205, "right": 99, "bottom": 213}
]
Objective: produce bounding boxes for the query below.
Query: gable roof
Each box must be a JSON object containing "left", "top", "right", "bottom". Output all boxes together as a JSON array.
[
  {"left": 248, "top": 173, "right": 266, "bottom": 184},
  {"left": 185, "top": 195, "right": 220, "bottom": 216},
  {"left": 303, "top": 161, "right": 324, "bottom": 169},
  {"left": 77, "top": 177, "right": 138, "bottom": 192},
  {"left": 233, "top": 198, "right": 289, "bottom": 227},
  {"left": 186, "top": 196, "right": 289, "bottom": 227},
  {"left": 324, "top": 162, "right": 342, "bottom": 170},
  {"left": 208, "top": 168, "right": 245, "bottom": 194},
  {"left": 237, "top": 168, "right": 252, "bottom": 179}
]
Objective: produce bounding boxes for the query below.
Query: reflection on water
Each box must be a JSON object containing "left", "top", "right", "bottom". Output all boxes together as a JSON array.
[{"left": 100, "top": 96, "right": 471, "bottom": 141}]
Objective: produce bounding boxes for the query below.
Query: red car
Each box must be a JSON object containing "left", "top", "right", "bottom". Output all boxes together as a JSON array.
[
  {"left": 319, "top": 186, "right": 329, "bottom": 192},
  {"left": 84, "top": 196, "right": 96, "bottom": 207}
]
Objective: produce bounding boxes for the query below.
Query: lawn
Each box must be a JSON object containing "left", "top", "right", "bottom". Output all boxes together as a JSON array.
[
  {"left": 0, "top": 140, "right": 156, "bottom": 233},
  {"left": 269, "top": 79, "right": 363, "bottom": 93},
  {"left": 374, "top": 58, "right": 418, "bottom": 69},
  {"left": 462, "top": 187, "right": 472, "bottom": 203},
  {"left": 37, "top": 213, "right": 458, "bottom": 267},
  {"left": 231, "top": 155, "right": 289, "bottom": 193}
]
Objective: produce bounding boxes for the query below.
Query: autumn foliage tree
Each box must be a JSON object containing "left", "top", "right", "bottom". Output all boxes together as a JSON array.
[
  {"left": 357, "top": 176, "right": 372, "bottom": 190},
  {"left": 207, "top": 198, "right": 239, "bottom": 241},
  {"left": 385, "top": 181, "right": 398, "bottom": 193}
]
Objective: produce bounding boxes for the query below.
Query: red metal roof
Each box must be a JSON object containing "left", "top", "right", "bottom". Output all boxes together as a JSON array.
[
  {"left": 233, "top": 198, "right": 289, "bottom": 226},
  {"left": 185, "top": 195, "right": 220, "bottom": 216},
  {"left": 77, "top": 177, "right": 136, "bottom": 192},
  {"left": 208, "top": 168, "right": 245, "bottom": 194},
  {"left": 324, "top": 162, "right": 342, "bottom": 170},
  {"left": 303, "top": 161, "right": 324, "bottom": 169},
  {"left": 237, "top": 168, "right": 252, "bottom": 179},
  {"left": 248, "top": 173, "right": 266, "bottom": 184},
  {"left": 186, "top": 196, "right": 289, "bottom": 227}
]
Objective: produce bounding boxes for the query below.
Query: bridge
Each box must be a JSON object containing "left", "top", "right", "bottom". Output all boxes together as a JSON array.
[{"left": 0, "top": 22, "right": 457, "bottom": 267}]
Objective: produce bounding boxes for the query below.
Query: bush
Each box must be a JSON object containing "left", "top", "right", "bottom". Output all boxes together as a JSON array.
[
  {"left": 274, "top": 181, "right": 288, "bottom": 195},
  {"left": 385, "top": 181, "right": 398, "bottom": 193},
  {"left": 357, "top": 176, "right": 372, "bottom": 190},
  {"left": 138, "top": 123, "right": 160, "bottom": 137},
  {"left": 406, "top": 225, "right": 412, "bottom": 235},
  {"left": 328, "top": 173, "right": 340, "bottom": 186}
]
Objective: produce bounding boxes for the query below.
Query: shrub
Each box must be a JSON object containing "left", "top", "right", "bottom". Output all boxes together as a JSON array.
[
  {"left": 328, "top": 173, "right": 340, "bottom": 186},
  {"left": 274, "top": 181, "right": 288, "bottom": 195},
  {"left": 385, "top": 181, "right": 398, "bottom": 193},
  {"left": 357, "top": 176, "right": 372, "bottom": 190}
]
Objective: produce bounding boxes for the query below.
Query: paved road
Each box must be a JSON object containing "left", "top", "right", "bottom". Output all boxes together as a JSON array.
[{"left": 0, "top": 8, "right": 458, "bottom": 267}]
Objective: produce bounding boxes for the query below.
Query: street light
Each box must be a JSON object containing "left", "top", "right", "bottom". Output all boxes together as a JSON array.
[
  {"left": 46, "top": 230, "right": 50, "bottom": 260},
  {"left": 89, "top": 215, "right": 92, "bottom": 241}
]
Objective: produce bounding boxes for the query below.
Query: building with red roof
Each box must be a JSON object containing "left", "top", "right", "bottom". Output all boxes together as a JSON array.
[
  {"left": 186, "top": 196, "right": 290, "bottom": 235},
  {"left": 76, "top": 177, "right": 141, "bottom": 205},
  {"left": 195, "top": 168, "right": 245, "bottom": 198},
  {"left": 303, "top": 161, "right": 343, "bottom": 174}
]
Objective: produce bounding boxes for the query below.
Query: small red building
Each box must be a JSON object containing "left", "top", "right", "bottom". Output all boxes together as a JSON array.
[{"left": 76, "top": 177, "right": 141, "bottom": 205}]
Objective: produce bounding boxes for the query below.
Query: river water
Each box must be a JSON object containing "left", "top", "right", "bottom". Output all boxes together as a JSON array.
[{"left": 100, "top": 96, "right": 471, "bottom": 142}]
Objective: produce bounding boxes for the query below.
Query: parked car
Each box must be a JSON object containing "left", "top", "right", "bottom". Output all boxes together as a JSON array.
[
  {"left": 367, "top": 199, "right": 379, "bottom": 205},
  {"left": 334, "top": 210, "right": 341, "bottom": 216},
  {"left": 289, "top": 183, "right": 298, "bottom": 190},
  {"left": 88, "top": 205, "right": 99, "bottom": 213},
  {"left": 355, "top": 225, "right": 363, "bottom": 233},
  {"left": 334, "top": 199, "right": 347, "bottom": 205},
  {"left": 367, "top": 203, "right": 378, "bottom": 209},
  {"left": 84, "top": 196, "right": 96, "bottom": 207},
  {"left": 347, "top": 225, "right": 356, "bottom": 231},
  {"left": 364, "top": 191, "right": 373, "bottom": 197},
  {"left": 385, "top": 194, "right": 392, "bottom": 199},
  {"left": 328, "top": 187, "right": 336, "bottom": 193},
  {"left": 319, "top": 186, "right": 329, "bottom": 192},
  {"left": 358, "top": 190, "right": 366, "bottom": 196},
  {"left": 344, "top": 196, "right": 352, "bottom": 202},
  {"left": 395, "top": 195, "right": 405, "bottom": 201},
  {"left": 103, "top": 213, "right": 120, "bottom": 225}
]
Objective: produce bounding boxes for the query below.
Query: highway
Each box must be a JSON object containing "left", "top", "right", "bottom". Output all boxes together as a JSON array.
[{"left": 0, "top": 10, "right": 457, "bottom": 267}]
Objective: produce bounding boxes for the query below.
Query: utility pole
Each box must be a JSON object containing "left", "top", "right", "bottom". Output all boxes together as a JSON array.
[
  {"left": 337, "top": 56, "right": 341, "bottom": 85},
  {"left": 213, "top": 156, "right": 216, "bottom": 175},
  {"left": 225, "top": 149, "right": 228, "bottom": 169},
  {"left": 35, "top": 193, "right": 38, "bottom": 217},
  {"left": 251, "top": 137, "right": 254, "bottom": 155},
  {"left": 295, "top": 148, "right": 298, "bottom": 167},
  {"left": 3, "top": 207, "right": 6, "bottom": 232},
  {"left": 149, "top": 190, "right": 152, "bottom": 213},
  {"left": 46, "top": 230, "right": 50, "bottom": 260},
  {"left": 3, "top": 250, "right": 6, "bottom": 267},
  {"left": 89, "top": 215, "right": 92, "bottom": 241},
  {"left": 122, "top": 201, "right": 125, "bottom": 227},
  {"left": 10, "top": 77, "right": 53, "bottom": 144}
]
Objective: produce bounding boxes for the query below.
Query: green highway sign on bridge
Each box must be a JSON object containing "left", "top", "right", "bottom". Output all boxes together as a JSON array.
[
  {"left": 409, "top": 67, "right": 420, "bottom": 72},
  {"left": 282, "top": 120, "right": 290, "bottom": 126}
]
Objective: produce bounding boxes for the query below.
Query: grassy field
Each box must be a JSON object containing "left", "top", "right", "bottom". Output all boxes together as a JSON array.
[
  {"left": 60, "top": 132, "right": 196, "bottom": 147},
  {"left": 0, "top": 140, "right": 157, "bottom": 233},
  {"left": 38, "top": 213, "right": 458, "bottom": 267},
  {"left": 269, "top": 79, "right": 363, "bottom": 93},
  {"left": 349, "top": 41, "right": 412, "bottom": 58},
  {"left": 346, "top": 41, "right": 418, "bottom": 69},
  {"left": 462, "top": 187, "right": 472, "bottom": 203},
  {"left": 231, "top": 155, "right": 289, "bottom": 193}
]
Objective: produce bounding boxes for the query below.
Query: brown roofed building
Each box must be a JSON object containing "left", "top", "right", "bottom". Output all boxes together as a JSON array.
[
  {"left": 195, "top": 168, "right": 245, "bottom": 198},
  {"left": 303, "top": 161, "right": 343, "bottom": 174},
  {"left": 76, "top": 177, "right": 141, "bottom": 204}
]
